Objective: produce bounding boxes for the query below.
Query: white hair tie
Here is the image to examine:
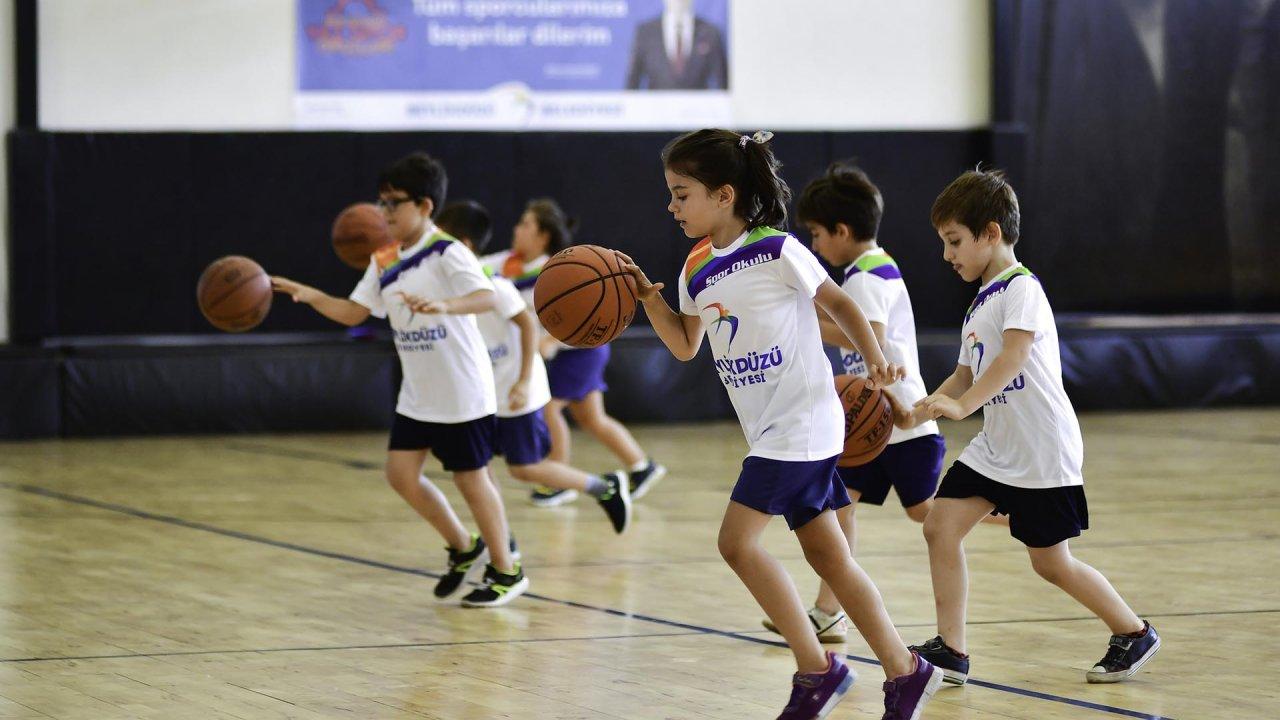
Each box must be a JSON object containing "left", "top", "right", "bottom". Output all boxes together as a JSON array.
[{"left": 739, "top": 130, "right": 774, "bottom": 149}]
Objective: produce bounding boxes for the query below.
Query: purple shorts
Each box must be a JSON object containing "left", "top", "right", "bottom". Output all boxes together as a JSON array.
[
  {"left": 548, "top": 345, "right": 611, "bottom": 401},
  {"left": 494, "top": 408, "right": 552, "bottom": 466},
  {"left": 387, "top": 413, "right": 495, "bottom": 472},
  {"left": 837, "top": 434, "right": 946, "bottom": 508},
  {"left": 731, "top": 455, "right": 851, "bottom": 530}
]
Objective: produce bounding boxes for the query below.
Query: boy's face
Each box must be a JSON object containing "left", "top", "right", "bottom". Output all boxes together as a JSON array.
[
  {"left": 379, "top": 188, "right": 430, "bottom": 245},
  {"left": 806, "top": 221, "right": 855, "bottom": 267},
  {"left": 664, "top": 168, "right": 731, "bottom": 239},
  {"left": 937, "top": 219, "right": 996, "bottom": 283},
  {"left": 511, "top": 211, "right": 548, "bottom": 258}
]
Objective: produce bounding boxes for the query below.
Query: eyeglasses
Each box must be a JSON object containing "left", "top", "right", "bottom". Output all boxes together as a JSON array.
[{"left": 376, "top": 196, "right": 417, "bottom": 211}]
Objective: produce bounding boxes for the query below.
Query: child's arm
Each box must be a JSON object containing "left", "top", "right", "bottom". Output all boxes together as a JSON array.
[
  {"left": 508, "top": 307, "right": 538, "bottom": 411},
  {"left": 813, "top": 279, "right": 903, "bottom": 386},
  {"left": 919, "top": 329, "right": 1033, "bottom": 420},
  {"left": 272, "top": 276, "right": 370, "bottom": 327},
  {"left": 617, "top": 252, "right": 705, "bottom": 361},
  {"left": 401, "top": 288, "right": 496, "bottom": 315},
  {"left": 898, "top": 364, "right": 972, "bottom": 428}
]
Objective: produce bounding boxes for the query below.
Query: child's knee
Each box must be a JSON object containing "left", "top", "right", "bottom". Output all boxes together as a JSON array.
[
  {"left": 385, "top": 466, "right": 414, "bottom": 493},
  {"left": 508, "top": 464, "right": 534, "bottom": 483},
  {"left": 717, "top": 531, "right": 751, "bottom": 567},
  {"left": 923, "top": 512, "right": 961, "bottom": 546},
  {"left": 1030, "top": 553, "right": 1071, "bottom": 585},
  {"left": 905, "top": 501, "right": 931, "bottom": 524},
  {"left": 802, "top": 540, "right": 848, "bottom": 578}
]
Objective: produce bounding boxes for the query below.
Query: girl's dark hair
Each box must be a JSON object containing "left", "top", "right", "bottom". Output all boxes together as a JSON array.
[
  {"left": 661, "top": 129, "right": 791, "bottom": 229},
  {"left": 525, "top": 198, "right": 578, "bottom": 255},
  {"left": 930, "top": 167, "right": 1021, "bottom": 245},
  {"left": 796, "top": 160, "right": 883, "bottom": 241},
  {"left": 435, "top": 200, "right": 493, "bottom": 252},
  {"left": 377, "top": 152, "right": 448, "bottom": 216}
]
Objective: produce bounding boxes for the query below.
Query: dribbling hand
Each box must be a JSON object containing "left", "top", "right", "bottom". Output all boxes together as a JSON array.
[
  {"left": 866, "top": 362, "right": 906, "bottom": 387},
  {"left": 614, "top": 251, "right": 665, "bottom": 302},
  {"left": 271, "top": 276, "right": 321, "bottom": 305}
]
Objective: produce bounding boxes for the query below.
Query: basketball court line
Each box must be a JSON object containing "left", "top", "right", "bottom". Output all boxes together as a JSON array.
[
  {"left": 1, "top": 480, "right": 1177, "bottom": 720},
  {"left": 0, "top": 631, "right": 706, "bottom": 664}
]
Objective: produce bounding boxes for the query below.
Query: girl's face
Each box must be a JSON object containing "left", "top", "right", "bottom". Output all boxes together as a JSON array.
[
  {"left": 664, "top": 168, "right": 733, "bottom": 239},
  {"left": 511, "top": 210, "right": 549, "bottom": 258}
]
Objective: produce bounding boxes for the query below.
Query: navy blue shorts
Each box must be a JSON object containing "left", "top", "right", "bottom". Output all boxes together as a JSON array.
[
  {"left": 837, "top": 434, "right": 945, "bottom": 508},
  {"left": 548, "top": 345, "right": 610, "bottom": 401},
  {"left": 731, "top": 455, "right": 851, "bottom": 530},
  {"left": 935, "top": 461, "right": 1090, "bottom": 548},
  {"left": 494, "top": 408, "right": 552, "bottom": 466},
  {"left": 387, "top": 413, "right": 495, "bottom": 472}
]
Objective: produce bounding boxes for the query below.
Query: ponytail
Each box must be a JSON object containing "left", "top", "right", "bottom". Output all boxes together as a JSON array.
[{"left": 662, "top": 128, "right": 792, "bottom": 229}]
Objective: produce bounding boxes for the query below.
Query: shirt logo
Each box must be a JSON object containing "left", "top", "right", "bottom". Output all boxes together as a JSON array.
[
  {"left": 706, "top": 303, "right": 740, "bottom": 349},
  {"left": 967, "top": 332, "right": 986, "bottom": 373}
]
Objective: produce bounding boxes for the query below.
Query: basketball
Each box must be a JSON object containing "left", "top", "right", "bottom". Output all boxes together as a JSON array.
[
  {"left": 834, "top": 374, "right": 894, "bottom": 467},
  {"left": 533, "top": 245, "right": 638, "bottom": 348},
  {"left": 331, "top": 202, "right": 393, "bottom": 269},
  {"left": 196, "top": 255, "right": 272, "bottom": 332}
]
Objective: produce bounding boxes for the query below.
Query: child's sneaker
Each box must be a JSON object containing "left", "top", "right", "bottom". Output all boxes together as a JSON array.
[
  {"left": 763, "top": 607, "right": 849, "bottom": 643},
  {"left": 1086, "top": 620, "right": 1161, "bottom": 683},
  {"left": 881, "top": 653, "right": 943, "bottom": 720},
  {"left": 628, "top": 460, "right": 667, "bottom": 500},
  {"left": 908, "top": 636, "right": 969, "bottom": 685},
  {"left": 460, "top": 563, "right": 530, "bottom": 608},
  {"left": 595, "top": 472, "right": 632, "bottom": 534},
  {"left": 530, "top": 485, "right": 578, "bottom": 507},
  {"left": 777, "top": 651, "right": 855, "bottom": 720},
  {"left": 433, "top": 534, "right": 488, "bottom": 602}
]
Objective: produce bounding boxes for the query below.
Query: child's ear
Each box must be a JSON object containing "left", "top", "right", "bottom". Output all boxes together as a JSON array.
[
  {"left": 983, "top": 221, "right": 1003, "bottom": 245},
  {"left": 715, "top": 183, "right": 736, "bottom": 208},
  {"left": 835, "top": 223, "right": 854, "bottom": 242}
]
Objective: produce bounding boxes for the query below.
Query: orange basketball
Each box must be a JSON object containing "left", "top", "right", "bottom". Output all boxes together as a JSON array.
[
  {"left": 533, "top": 245, "right": 638, "bottom": 348},
  {"left": 332, "top": 203, "right": 393, "bottom": 269},
  {"left": 196, "top": 256, "right": 272, "bottom": 332},
  {"left": 835, "top": 374, "right": 894, "bottom": 467}
]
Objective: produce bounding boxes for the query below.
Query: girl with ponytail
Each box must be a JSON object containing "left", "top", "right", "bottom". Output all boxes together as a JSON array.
[
  {"left": 618, "top": 130, "right": 943, "bottom": 720},
  {"left": 481, "top": 198, "right": 666, "bottom": 508}
]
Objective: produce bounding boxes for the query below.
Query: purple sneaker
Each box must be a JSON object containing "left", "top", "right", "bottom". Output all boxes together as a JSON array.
[
  {"left": 777, "top": 652, "right": 855, "bottom": 720},
  {"left": 881, "top": 652, "right": 944, "bottom": 720}
]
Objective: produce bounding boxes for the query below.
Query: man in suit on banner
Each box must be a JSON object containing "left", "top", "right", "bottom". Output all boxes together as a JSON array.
[{"left": 625, "top": 0, "right": 728, "bottom": 90}]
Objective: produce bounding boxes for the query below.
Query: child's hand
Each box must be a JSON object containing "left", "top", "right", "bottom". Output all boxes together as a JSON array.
[
  {"left": 614, "top": 251, "right": 665, "bottom": 302},
  {"left": 272, "top": 276, "right": 320, "bottom": 305},
  {"left": 916, "top": 393, "right": 967, "bottom": 421},
  {"left": 867, "top": 361, "right": 906, "bottom": 387},
  {"left": 397, "top": 292, "right": 449, "bottom": 314},
  {"left": 508, "top": 379, "right": 529, "bottom": 411},
  {"left": 538, "top": 335, "right": 561, "bottom": 361}
]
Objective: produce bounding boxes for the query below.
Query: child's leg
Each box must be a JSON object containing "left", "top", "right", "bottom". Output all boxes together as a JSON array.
[
  {"left": 385, "top": 450, "right": 471, "bottom": 550},
  {"left": 921, "top": 497, "right": 997, "bottom": 653},
  {"left": 813, "top": 496, "right": 857, "bottom": 615},
  {"left": 796, "top": 510, "right": 914, "bottom": 679},
  {"left": 567, "top": 391, "right": 645, "bottom": 467},
  {"left": 904, "top": 497, "right": 932, "bottom": 523},
  {"left": 454, "top": 467, "right": 514, "bottom": 572},
  {"left": 1026, "top": 541, "right": 1144, "bottom": 634},
  {"left": 719, "top": 501, "right": 828, "bottom": 674},
  {"left": 544, "top": 398, "right": 572, "bottom": 463},
  {"left": 508, "top": 460, "right": 590, "bottom": 491}
]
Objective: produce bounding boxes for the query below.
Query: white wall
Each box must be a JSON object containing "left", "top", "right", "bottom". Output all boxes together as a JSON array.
[
  {"left": 38, "top": 0, "right": 990, "bottom": 131},
  {"left": 0, "top": 4, "right": 13, "bottom": 342}
]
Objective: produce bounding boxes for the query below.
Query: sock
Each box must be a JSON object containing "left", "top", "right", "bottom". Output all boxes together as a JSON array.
[
  {"left": 584, "top": 475, "right": 608, "bottom": 497},
  {"left": 629, "top": 458, "right": 651, "bottom": 473}
]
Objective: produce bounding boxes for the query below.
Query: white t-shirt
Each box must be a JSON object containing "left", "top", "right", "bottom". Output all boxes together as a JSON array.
[
  {"left": 837, "top": 248, "right": 939, "bottom": 444},
  {"left": 475, "top": 273, "right": 553, "bottom": 418},
  {"left": 349, "top": 224, "right": 497, "bottom": 424},
  {"left": 955, "top": 263, "right": 1084, "bottom": 489},
  {"left": 480, "top": 249, "right": 549, "bottom": 307},
  {"left": 678, "top": 228, "right": 843, "bottom": 462}
]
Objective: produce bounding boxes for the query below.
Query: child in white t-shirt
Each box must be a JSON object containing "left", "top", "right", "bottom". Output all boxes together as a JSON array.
[
  {"left": 480, "top": 199, "right": 666, "bottom": 507},
  {"left": 271, "top": 153, "right": 527, "bottom": 608},
  {"left": 900, "top": 168, "right": 1160, "bottom": 685},
  {"left": 621, "top": 129, "right": 943, "bottom": 720},
  {"left": 431, "top": 201, "right": 632, "bottom": 534}
]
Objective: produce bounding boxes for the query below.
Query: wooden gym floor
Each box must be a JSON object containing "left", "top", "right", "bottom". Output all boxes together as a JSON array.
[{"left": 1, "top": 408, "right": 1277, "bottom": 719}]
